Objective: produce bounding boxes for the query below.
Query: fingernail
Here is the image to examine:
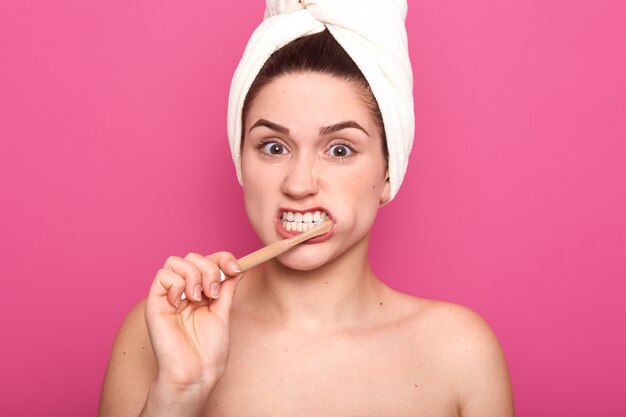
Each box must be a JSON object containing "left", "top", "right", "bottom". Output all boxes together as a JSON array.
[
  {"left": 210, "top": 282, "right": 220, "bottom": 299},
  {"left": 193, "top": 285, "right": 202, "bottom": 302},
  {"left": 228, "top": 261, "right": 241, "bottom": 273},
  {"left": 175, "top": 297, "right": 181, "bottom": 308}
]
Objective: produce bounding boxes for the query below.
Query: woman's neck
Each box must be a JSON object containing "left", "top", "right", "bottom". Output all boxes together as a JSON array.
[{"left": 242, "top": 233, "right": 387, "bottom": 334}]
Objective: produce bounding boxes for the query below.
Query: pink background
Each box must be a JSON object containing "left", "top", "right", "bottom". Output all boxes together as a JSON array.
[{"left": 1, "top": 0, "right": 625, "bottom": 415}]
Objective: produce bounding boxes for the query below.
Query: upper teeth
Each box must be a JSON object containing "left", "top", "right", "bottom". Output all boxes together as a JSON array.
[{"left": 281, "top": 210, "right": 329, "bottom": 232}]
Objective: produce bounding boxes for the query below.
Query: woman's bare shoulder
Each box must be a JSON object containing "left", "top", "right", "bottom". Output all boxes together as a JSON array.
[
  {"left": 99, "top": 297, "right": 157, "bottom": 416},
  {"left": 389, "top": 292, "right": 515, "bottom": 416},
  {"left": 416, "top": 297, "right": 495, "bottom": 338},
  {"left": 385, "top": 290, "right": 499, "bottom": 342},
  {"left": 107, "top": 297, "right": 154, "bottom": 362}
]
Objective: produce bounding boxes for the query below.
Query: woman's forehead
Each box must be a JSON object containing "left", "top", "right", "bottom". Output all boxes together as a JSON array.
[{"left": 246, "top": 72, "right": 376, "bottom": 130}]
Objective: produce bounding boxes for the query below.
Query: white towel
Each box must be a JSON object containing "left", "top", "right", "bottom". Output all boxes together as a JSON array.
[{"left": 227, "top": 0, "right": 414, "bottom": 201}]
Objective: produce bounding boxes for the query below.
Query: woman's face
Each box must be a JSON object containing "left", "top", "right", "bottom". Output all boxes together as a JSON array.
[{"left": 241, "top": 71, "right": 390, "bottom": 270}]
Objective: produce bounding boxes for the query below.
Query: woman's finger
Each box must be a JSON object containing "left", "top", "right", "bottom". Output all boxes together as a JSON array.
[
  {"left": 163, "top": 255, "right": 203, "bottom": 302},
  {"left": 149, "top": 268, "right": 186, "bottom": 308},
  {"left": 209, "top": 251, "right": 242, "bottom": 277},
  {"left": 184, "top": 252, "right": 222, "bottom": 300}
]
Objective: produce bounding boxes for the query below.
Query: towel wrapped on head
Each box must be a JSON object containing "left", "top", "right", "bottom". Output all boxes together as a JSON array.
[{"left": 227, "top": 0, "right": 414, "bottom": 201}]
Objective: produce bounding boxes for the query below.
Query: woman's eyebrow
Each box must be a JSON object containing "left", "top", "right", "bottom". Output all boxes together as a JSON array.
[
  {"left": 320, "top": 121, "right": 369, "bottom": 137},
  {"left": 249, "top": 119, "right": 289, "bottom": 135},
  {"left": 249, "top": 119, "right": 369, "bottom": 137}
]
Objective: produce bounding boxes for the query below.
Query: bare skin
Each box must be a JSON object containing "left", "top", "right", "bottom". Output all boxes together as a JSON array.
[{"left": 99, "top": 72, "right": 514, "bottom": 417}]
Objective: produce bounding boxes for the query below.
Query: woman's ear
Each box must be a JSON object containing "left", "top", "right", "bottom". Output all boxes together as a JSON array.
[{"left": 379, "top": 171, "right": 391, "bottom": 207}]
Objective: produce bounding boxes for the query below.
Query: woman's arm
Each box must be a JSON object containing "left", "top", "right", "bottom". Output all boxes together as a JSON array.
[
  {"left": 448, "top": 306, "right": 515, "bottom": 417},
  {"left": 99, "top": 298, "right": 160, "bottom": 416}
]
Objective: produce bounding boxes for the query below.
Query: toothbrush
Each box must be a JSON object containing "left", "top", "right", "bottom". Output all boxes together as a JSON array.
[
  {"left": 178, "top": 219, "right": 333, "bottom": 300},
  {"left": 220, "top": 218, "right": 333, "bottom": 281}
]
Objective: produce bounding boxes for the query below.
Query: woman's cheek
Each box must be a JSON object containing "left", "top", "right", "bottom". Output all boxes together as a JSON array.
[{"left": 243, "top": 183, "right": 268, "bottom": 238}]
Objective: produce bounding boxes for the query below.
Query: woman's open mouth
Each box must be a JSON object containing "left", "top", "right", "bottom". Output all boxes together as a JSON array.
[{"left": 275, "top": 207, "right": 335, "bottom": 243}]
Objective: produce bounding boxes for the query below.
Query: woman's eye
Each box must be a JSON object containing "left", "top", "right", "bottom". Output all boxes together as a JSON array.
[
  {"left": 261, "top": 142, "right": 287, "bottom": 155},
  {"left": 328, "top": 144, "right": 352, "bottom": 158}
]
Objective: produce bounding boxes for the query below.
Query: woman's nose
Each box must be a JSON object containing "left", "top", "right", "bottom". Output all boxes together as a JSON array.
[{"left": 281, "top": 154, "right": 319, "bottom": 199}]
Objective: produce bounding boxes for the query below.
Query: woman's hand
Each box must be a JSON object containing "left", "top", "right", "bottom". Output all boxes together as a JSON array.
[{"left": 144, "top": 251, "right": 243, "bottom": 398}]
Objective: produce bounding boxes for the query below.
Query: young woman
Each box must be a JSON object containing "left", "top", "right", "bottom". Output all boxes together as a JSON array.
[{"left": 99, "top": 5, "right": 514, "bottom": 417}]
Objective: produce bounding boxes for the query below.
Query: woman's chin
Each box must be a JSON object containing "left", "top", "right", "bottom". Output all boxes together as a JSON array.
[{"left": 275, "top": 249, "right": 332, "bottom": 272}]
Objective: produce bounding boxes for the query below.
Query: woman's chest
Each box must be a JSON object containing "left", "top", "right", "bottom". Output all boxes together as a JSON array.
[{"left": 203, "top": 329, "right": 459, "bottom": 417}]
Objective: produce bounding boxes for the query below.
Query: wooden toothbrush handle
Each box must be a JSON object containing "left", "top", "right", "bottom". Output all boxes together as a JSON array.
[{"left": 234, "top": 219, "right": 333, "bottom": 273}]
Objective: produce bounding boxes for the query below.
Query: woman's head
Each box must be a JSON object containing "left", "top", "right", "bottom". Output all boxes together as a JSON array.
[
  {"left": 240, "top": 31, "right": 391, "bottom": 270},
  {"left": 227, "top": 1, "right": 414, "bottom": 202}
]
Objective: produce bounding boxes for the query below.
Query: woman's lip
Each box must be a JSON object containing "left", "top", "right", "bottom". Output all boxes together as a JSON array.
[{"left": 274, "top": 215, "right": 336, "bottom": 243}]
